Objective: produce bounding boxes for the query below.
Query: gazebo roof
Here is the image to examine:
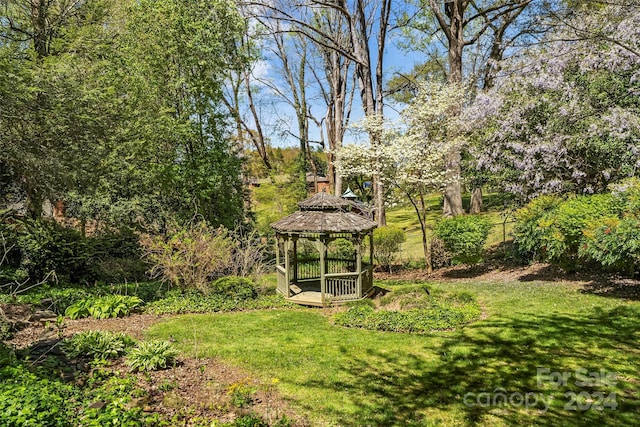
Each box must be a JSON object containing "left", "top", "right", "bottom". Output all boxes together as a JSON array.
[
  {"left": 271, "top": 192, "right": 377, "bottom": 234},
  {"left": 271, "top": 210, "right": 376, "bottom": 234},
  {"left": 341, "top": 187, "right": 358, "bottom": 200},
  {"left": 297, "top": 191, "right": 351, "bottom": 211}
]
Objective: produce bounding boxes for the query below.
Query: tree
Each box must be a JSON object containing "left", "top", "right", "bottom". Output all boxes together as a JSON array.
[
  {"left": 306, "top": 8, "right": 357, "bottom": 196},
  {"left": 245, "top": 0, "right": 393, "bottom": 225},
  {"left": 222, "top": 28, "right": 274, "bottom": 172},
  {"left": 1, "top": 0, "right": 250, "bottom": 229},
  {"left": 402, "top": 0, "right": 540, "bottom": 216},
  {"left": 466, "top": 2, "right": 640, "bottom": 201},
  {"left": 335, "top": 82, "right": 464, "bottom": 272}
]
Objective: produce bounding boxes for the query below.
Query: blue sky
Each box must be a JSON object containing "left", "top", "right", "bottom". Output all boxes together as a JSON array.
[{"left": 249, "top": 27, "right": 428, "bottom": 148}]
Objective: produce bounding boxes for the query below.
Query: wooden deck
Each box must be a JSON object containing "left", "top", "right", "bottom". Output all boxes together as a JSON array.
[{"left": 286, "top": 291, "right": 327, "bottom": 307}]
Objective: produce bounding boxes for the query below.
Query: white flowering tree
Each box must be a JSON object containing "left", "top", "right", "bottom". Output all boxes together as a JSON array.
[
  {"left": 335, "top": 82, "right": 465, "bottom": 272},
  {"left": 465, "top": 2, "right": 640, "bottom": 201}
]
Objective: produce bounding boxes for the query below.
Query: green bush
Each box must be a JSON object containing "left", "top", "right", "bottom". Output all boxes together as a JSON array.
[
  {"left": 62, "top": 331, "right": 135, "bottom": 360},
  {"left": 580, "top": 217, "right": 640, "bottom": 274},
  {"left": 328, "top": 238, "right": 355, "bottom": 259},
  {"left": 126, "top": 340, "right": 179, "bottom": 372},
  {"left": 16, "top": 219, "right": 88, "bottom": 283},
  {"left": 513, "top": 193, "right": 626, "bottom": 270},
  {"left": 210, "top": 276, "right": 258, "bottom": 300},
  {"left": 373, "top": 226, "right": 406, "bottom": 270},
  {"left": 1, "top": 212, "right": 147, "bottom": 285},
  {"left": 65, "top": 295, "right": 143, "bottom": 319},
  {"left": 434, "top": 215, "right": 493, "bottom": 265}
]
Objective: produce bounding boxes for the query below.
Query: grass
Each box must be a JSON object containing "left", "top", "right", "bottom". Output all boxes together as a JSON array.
[{"left": 146, "top": 279, "right": 640, "bottom": 426}]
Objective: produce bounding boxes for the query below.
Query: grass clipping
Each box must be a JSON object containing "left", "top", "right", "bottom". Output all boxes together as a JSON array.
[{"left": 334, "top": 285, "right": 481, "bottom": 333}]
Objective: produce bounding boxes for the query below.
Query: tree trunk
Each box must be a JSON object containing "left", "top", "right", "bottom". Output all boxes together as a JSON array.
[
  {"left": 442, "top": 149, "right": 464, "bottom": 217},
  {"left": 470, "top": 186, "right": 483, "bottom": 214}
]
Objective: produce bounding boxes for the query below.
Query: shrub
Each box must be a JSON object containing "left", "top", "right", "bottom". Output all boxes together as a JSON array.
[
  {"left": 210, "top": 276, "right": 257, "bottom": 300},
  {"left": 1, "top": 212, "right": 147, "bottom": 285},
  {"left": 328, "top": 238, "right": 355, "bottom": 259},
  {"left": 580, "top": 217, "right": 640, "bottom": 275},
  {"left": 513, "top": 194, "right": 623, "bottom": 269},
  {"left": 373, "top": 226, "right": 406, "bottom": 270},
  {"left": 65, "top": 295, "right": 143, "bottom": 319},
  {"left": 62, "top": 330, "right": 135, "bottom": 360},
  {"left": 434, "top": 215, "right": 493, "bottom": 265},
  {"left": 141, "top": 222, "right": 234, "bottom": 293},
  {"left": 126, "top": 340, "right": 179, "bottom": 372},
  {"left": 16, "top": 218, "right": 88, "bottom": 283}
]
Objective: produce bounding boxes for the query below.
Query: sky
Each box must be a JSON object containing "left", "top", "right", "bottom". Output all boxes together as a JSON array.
[{"left": 245, "top": 20, "right": 429, "bottom": 149}]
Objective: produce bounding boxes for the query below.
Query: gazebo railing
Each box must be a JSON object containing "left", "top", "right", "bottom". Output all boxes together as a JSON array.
[
  {"left": 277, "top": 260, "right": 373, "bottom": 303},
  {"left": 326, "top": 273, "right": 358, "bottom": 301}
]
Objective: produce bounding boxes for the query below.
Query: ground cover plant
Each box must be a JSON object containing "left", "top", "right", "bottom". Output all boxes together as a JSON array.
[
  {"left": 147, "top": 279, "right": 640, "bottom": 426},
  {"left": 0, "top": 281, "right": 166, "bottom": 315},
  {"left": 0, "top": 362, "right": 166, "bottom": 427},
  {"left": 145, "top": 289, "right": 293, "bottom": 315},
  {"left": 334, "top": 285, "right": 481, "bottom": 332}
]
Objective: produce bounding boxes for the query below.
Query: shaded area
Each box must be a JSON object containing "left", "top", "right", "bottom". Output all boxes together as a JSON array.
[{"left": 296, "top": 305, "right": 640, "bottom": 426}]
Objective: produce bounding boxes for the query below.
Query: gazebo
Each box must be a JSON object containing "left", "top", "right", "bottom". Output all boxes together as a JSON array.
[{"left": 271, "top": 192, "right": 377, "bottom": 306}]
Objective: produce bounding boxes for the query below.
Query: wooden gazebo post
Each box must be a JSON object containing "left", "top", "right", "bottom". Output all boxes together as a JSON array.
[{"left": 319, "top": 236, "right": 326, "bottom": 303}]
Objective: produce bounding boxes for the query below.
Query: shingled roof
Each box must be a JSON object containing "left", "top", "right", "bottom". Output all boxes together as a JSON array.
[
  {"left": 297, "top": 191, "right": 351, "bottom": 211},
  {"left": 271, "top": 192, "right": 377, "bottom": 234}
]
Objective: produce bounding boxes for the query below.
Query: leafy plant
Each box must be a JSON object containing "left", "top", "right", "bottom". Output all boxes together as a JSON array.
[
  {"left": 145, "top": 291, "right": 292, "bottom": 315},
  {"left": 62, "top": 330, "right": 135, "bottom": 360},
  {"left": 65, "top": 295, "right": 143, "bottom": 319},
  {"left": 513, "top": 192, "right": 630, "bottom": 271},
  {"left": 435, "top": 215, "right": 493, "bottom": 265},
  {"left": 126, "top": 340, "right": 179, "bottom": 372},
  {"left": 0, "top": 365, "right": 76, "bottom": 427},
  {"left": 373, "top": 226, "right": 406, "bottom": 271},
  {"left": 228, "top": 414, "right": 268, "bottom": 427},
  {"left": 227, "top": 378, "right": 256, "bottom": 408}
]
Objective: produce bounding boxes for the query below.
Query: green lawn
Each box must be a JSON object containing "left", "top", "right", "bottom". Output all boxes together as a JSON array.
[{"left": 146, "top": 280, "right": 640, "bottom": 426}]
